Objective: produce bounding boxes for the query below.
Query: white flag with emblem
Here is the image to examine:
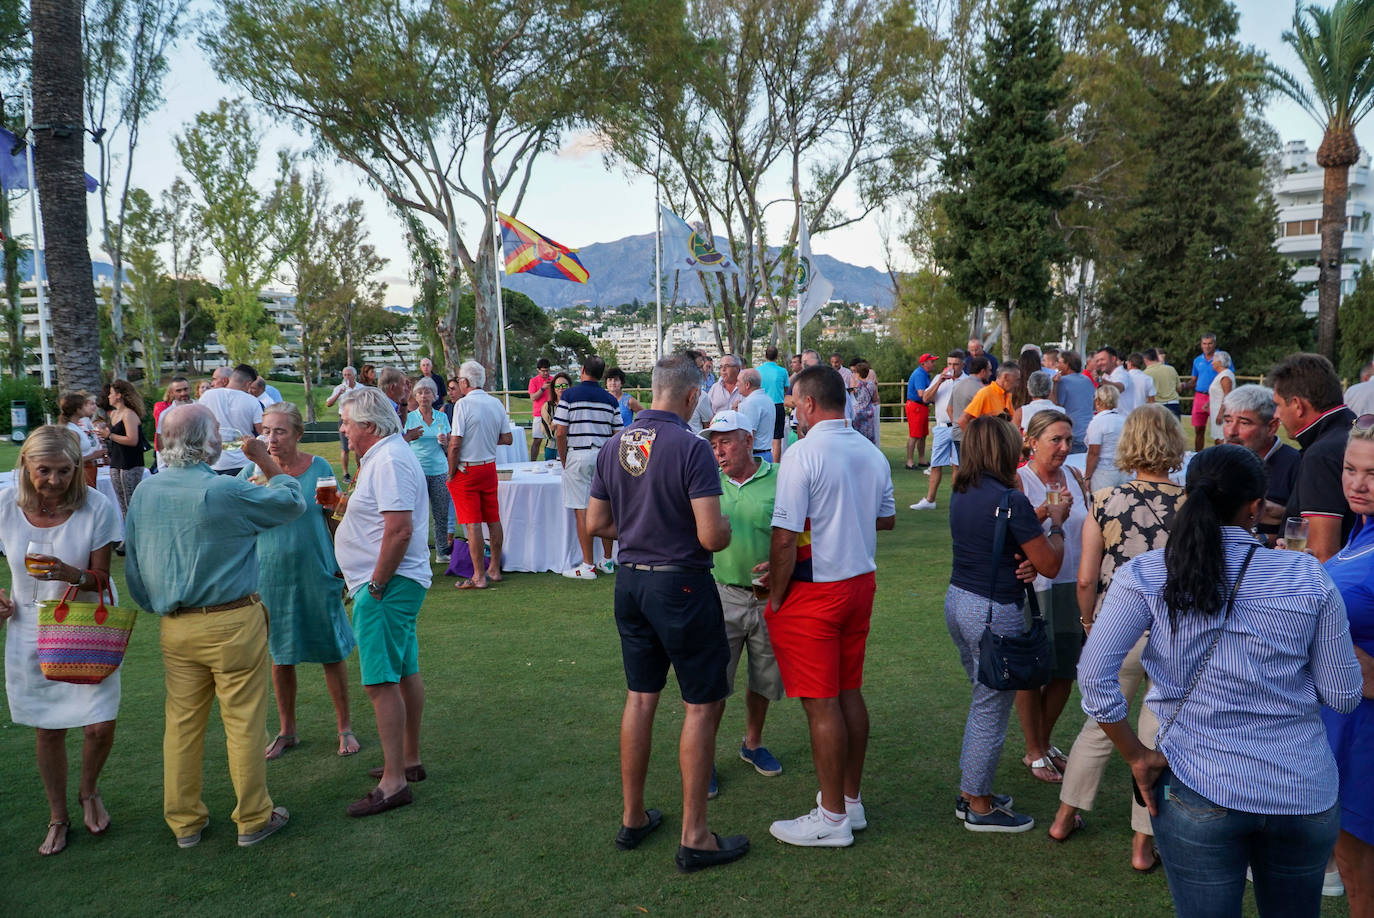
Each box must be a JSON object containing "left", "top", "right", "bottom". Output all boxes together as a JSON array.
[{"left": 795, "top": 208, "right": 834, "bottom": 329}]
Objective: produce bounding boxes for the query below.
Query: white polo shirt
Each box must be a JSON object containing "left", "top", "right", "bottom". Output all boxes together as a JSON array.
[
  {"left": 199, "top": 387, "right": 263, "bottom": 472},
  {"left": 1109, "top": 364, "right": 1134, "bottom": 413},
  {"left": 334, "top": 433, "right": 433, "bottom": 593},
  {"left": 770, "top": 418, "right": 895, "bottom": 583},
  {"left": 737, "top": 388, "right": 775, "bottom": 454},
  {"left": 1127, "top": 367, "right": 1156, "bottom": 412},
  {"left": 932, "top": 371, "right": 964, "bottom": 424},
  {"left": 453, "top": 388, "right": 510, "bottom": 463}
]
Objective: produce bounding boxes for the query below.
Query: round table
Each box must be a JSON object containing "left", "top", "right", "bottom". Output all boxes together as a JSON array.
[{"left": 477, "top": 461, "right": 614, "bottom": 574}]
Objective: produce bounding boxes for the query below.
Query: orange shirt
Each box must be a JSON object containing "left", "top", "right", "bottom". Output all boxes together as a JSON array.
[{"left": 964, "top": 382, "right": 1014, "bottom": 419}]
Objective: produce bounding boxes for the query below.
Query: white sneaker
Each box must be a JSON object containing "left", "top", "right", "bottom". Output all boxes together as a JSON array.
[
  {"left": 561, "top": 563, "right": 597, "bottom": 580},
  {"left": 909, "top": 498, "right": 937, "bottom": 510},
  {"left": 815, "top": 790, "right": 866, "bottom": 830},
  {"left": 596, "top": 559, "right": 616, "bottom": 575},
  {"left": 923, "top": 467, "right": 932, "bottom": 476},
  {"left": 1324, "top": 869, "right": 1345, "bottom": 897},
  {"left": 769, "top": 808, "right": 853, "bottom": 847}
]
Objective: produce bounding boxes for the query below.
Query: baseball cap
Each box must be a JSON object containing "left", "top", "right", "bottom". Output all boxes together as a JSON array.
[
  {"left": 705, "top": 410, "right": 746, "bottom": 434},
  {"left": 919, "top": 353, "right": 937, "bottom": 362}
]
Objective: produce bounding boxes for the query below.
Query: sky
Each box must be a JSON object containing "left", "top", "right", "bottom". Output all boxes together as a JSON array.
[{"left": 9, "top": 0, "right": 1360, "bottom": 307}]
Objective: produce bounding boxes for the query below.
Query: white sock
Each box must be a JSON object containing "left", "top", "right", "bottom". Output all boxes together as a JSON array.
[
  {"left": 845, "top": 793, "right": 861, "bottom": 807},
  {"left": 821, "top": 805, "right": 846, "bottom": 825}
]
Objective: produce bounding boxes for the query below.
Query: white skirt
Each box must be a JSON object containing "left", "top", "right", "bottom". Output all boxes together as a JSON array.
[{"left": 5, "top": 608, "right": 122, "bottom": 729}]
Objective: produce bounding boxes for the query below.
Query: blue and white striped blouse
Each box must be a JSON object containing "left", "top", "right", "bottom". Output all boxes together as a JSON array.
[{"left": 1079, "top": 527, "right": 1362, "bottom": 815}]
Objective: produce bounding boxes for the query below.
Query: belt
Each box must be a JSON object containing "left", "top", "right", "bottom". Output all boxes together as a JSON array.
[
  {"left": 937, "top": 421, "right": 954, "bottom": 427},
  {"left": 570, "top": 446, "right": 598, "bottom": 451},
  {"left": 456, "top": 460, "right": 495, "bottom": 471},
  {"left": 623, "top": 563, "right": 707, "bottom": 573},
  {"left": 168, "top": 592, "right": 260, "bottom": 617}
]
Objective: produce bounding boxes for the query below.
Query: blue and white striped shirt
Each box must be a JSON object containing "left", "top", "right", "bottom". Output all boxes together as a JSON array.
[{"left": 1079, "top": 528, "right": 1362, "bottom": 815}]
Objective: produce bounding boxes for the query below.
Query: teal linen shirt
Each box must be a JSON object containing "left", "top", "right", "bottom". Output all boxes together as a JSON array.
[{"left": 124, "top": 464, "right": 306, "bottom": 615}]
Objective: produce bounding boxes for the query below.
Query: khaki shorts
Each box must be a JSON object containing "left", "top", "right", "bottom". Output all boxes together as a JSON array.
[
  {"left": 717, "top": 583, "right": 784, "bottom": 701},
  {"left": 562, "top": 449, "right": 598, "bottom": 509}
]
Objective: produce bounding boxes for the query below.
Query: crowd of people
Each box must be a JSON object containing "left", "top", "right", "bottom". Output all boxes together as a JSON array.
[{"left": 0, "top": 337, "right": 1370, "bottom": 918}]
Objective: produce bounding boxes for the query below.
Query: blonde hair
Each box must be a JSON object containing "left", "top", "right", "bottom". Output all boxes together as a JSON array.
[
  {"left": 15, "top": 426, "right": 87, "bottom": 513},
  {"left": 262, "top": 401, "right": 304, "bottom": 437},
  {"left": 1024, "top": 408, "right": 1073, "bottom": 443},
  {"left": 1094, "top": 384, "right": 1119, "bottom": 410},
  {"left": 1351, "top": 416, "right": 1374, "bottom": 442},
  {"left": 1115, "top": 404, "right": 1187, "bottom": 474}
]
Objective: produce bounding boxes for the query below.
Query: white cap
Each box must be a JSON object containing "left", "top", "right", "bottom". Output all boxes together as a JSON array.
[{"left": 705, "top": 410, "right": 746, "bottom": 435}]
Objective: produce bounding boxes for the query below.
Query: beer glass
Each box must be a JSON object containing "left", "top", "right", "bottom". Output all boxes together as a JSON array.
[
  {"left": 1045, "top": 481, "right": 1064, "bottom": 506},
  {"left": 1284, "top": 517, "right": 1309, "bottom": 553},
  {"left": 316, "top": 476, "right": 339, "bottom": 508}
]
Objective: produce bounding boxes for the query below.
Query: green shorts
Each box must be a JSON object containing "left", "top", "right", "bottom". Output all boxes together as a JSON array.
[{"left": 352, "top": 576, "right": 426, "bottom": 685}]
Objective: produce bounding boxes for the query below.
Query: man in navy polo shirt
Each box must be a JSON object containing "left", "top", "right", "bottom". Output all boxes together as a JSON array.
[{"left": 587, "top": 354, "right": 750, "bottom": 874}]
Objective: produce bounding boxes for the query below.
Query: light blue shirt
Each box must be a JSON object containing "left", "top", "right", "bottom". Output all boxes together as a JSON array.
[
  {"left": 1079, "top": 528, "right": 1362, "bottom": 814},
  {"left": 405, "top": 409, "right": 451, "bottom": 476},
  {"left": 757, "top": 361, "right": 788, "bottom": 404},
  {"left": 124, "top": 464, "right": 306, "bottom": 614}
]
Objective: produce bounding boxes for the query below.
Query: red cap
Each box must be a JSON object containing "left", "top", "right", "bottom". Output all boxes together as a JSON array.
[{"left": 919, "top": 353, "right": 937, "bottom": 362}]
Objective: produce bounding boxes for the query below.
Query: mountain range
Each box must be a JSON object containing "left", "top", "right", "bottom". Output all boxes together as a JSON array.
[{"left": 501, "top": 231, "right": 896, "bottom": 311}]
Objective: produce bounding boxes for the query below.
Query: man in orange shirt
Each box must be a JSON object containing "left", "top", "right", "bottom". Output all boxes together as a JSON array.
[{"left": 958, "top": 365, "right": 1020, "bottom": 432}]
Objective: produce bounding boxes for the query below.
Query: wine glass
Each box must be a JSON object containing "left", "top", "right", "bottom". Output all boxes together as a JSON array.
[
  {"left": 220, "top": 427, "right": 244, "bottom": 452},
  {"left": 1284, "top": 517, "right": 1310, "bottom": 553},
  {"left": 25, "top": 539, "right": 56, "bottom": 579}
]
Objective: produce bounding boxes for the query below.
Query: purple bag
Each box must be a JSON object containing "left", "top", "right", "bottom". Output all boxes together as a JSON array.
[{"left": 445, "top": 542, "right": 475, "bottom": 579}]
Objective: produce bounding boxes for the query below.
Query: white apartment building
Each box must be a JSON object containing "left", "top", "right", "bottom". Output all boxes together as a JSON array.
[{"left": 1274, "top": 139, "right": 1374, "bottom": 316}]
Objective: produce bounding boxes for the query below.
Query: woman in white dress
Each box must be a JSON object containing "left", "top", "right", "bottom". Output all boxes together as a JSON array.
[
  {"left": 1207, "top": 350, "right": 1236, "bottom": 444},
  {"left": 0, "top": 426, "right": 123, "bottom": 855}
]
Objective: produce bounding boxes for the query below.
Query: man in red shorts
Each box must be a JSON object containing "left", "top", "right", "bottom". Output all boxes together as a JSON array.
[
  {"left": 904, "top": 353, "right": 938, "bottom": 470},
  {"left": 765, "top": 365, "right": 895, "bottom": 847},
  {"left": 446, "top": 360, "right": 513, "bottom": 589}
]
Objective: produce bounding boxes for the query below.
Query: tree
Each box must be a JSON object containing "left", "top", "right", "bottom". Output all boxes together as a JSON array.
[
  {"left": 935, "top": 0, "right": 1068, "bottom": 363},
  {"left": 31, "top": 0, "right": 102, "bottom": 392},
  {"left": 116, "top": 186, "right": 170, "bottom": 380},
  {"left": 85, "top": 0, "right": 190, "bottom": 378},
  {"left": 160, "top": 177, "right": 205, "bottom": 371},
  {"left": 1269, "top": 0, "right": 1374, "bottom": 359},
  {"left": 318, "top": 198, "right": 387, "bottom": 376},
  {"left": 175, "top": 99, "right": 296, "bottom": 368},
  {"left": 0, "top": 0, "right": 29, "bottom": 379},
  {"left": 207, "top": 0, "right": 666, "bottom": 382},
  {"left": 1339, "top": 263, "right": 1374, "bottom": 379},
  {"left": 1096, "top": 78, "right": 1311, "bottom": 372},
  {"left": 894, "top": 266, "right": 971, "bottom": 354}
]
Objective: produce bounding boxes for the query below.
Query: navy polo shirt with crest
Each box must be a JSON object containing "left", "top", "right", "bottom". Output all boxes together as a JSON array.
[{"left": 590, "top": 409, "right": 723, "bottom": 569}]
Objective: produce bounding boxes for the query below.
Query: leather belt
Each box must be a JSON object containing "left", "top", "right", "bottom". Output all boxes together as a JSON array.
[
  {"left": 168, "top": 592, "right": 260, "bottom": 617},
  {"left": 570, "top": 445, "right": 598, "bottom": 451},
  {"left": 623, "top": 563, "right": 707, "bottom": 573}
]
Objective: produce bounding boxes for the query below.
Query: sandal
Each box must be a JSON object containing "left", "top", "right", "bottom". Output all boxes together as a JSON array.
[
  {"left": 1047, "top": 745, "right": 1069, "bottom": 773},
  {"left": 1048, "top": 812, "right": 1085, "bottom": 842},
  {"left": 79, "top": 790, "right": 111, "bottom": 835},
  {"left": 40, "top": 819, "right": 69, "bottom": 856},
  {"left": 1024, "top": 756, "right": 1063, "bottom": 784},
  {"left": 264, "top": 733, "right": 298, "bottom": 760},
  {"left": 1133, "top": 844, "right": 1162, "bottom": 874},
  {"left": 337, "top": 729, "right": 361, "bottom": 757}
]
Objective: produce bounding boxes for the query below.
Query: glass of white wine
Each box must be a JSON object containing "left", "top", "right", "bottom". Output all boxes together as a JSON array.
[
  {"left": 1284, "top": 517, "right": 1310, "bottom": 553},
  {"left": 25, "top": 539, "right": 56, "bottom": 579},
  {"left": 220, "top": 427, "right": 244, "bottom": 452}
]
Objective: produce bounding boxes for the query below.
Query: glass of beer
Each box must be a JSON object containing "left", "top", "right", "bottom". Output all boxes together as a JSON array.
[
  {"left": 1284, "top": 517, "right": 1309, "bottom": 552},
  {"left": 25, "top": 539, "right": 55, "bottom": 579},
  {"left": 220, "top": 427, "right": 244, "bottom": 452},
  {"left": 751, "top": 574, "right": 769, "bottom": 601},
  {"left": 1045, "top": 481, "right": 1064, "bottom": 506},
  {"left": 316, "top": 476, "right": 339, "bottom": 508}
]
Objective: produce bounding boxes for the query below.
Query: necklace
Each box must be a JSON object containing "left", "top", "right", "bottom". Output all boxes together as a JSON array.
[{"left": 37, "top": 503, "right": 57, "bottom": 518}]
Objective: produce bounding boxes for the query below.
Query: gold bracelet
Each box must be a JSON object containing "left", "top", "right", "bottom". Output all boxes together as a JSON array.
[{"left": 1079, "top": 618, "right": 1093, "bottom": 626}]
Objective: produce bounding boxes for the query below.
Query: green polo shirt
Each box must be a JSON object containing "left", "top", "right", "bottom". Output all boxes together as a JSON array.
[{"left": 713, "top": 459, "right": 776, "bottom": 588}]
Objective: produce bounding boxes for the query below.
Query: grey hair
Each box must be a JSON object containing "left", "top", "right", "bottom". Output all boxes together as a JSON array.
[
  {"left": 212, "top": 366, "right": 231, "bottom": 381},
  {"left": 1028, "top": 370, "right": 1052, "bottom": 398},
  {"left": 1212, "top": 350, "right": 1233, "bottom": 369},
  {"left": 340, "top": 386, "right": 402, "bottom": 437},
  {"left": 719, "top": 354, "right": 741, "bottom": 369},
  {"left": 378, "top": 367, "right": 407, "bottom": 390},
  {"left": 739, "top": 368, "right": 761, "bottom": 389},
  {"left": 1223, "top": 383, "right": 1276, "bottom": 424},
  {"left": 652, "top": 354, "right": 703, "bottom": 402},
  {"left": 459, "top": 359, "right": 486, "bottom": 388},
  {"left": 414, "top": 377, "right": 438, "bottom": 396},
  {"left": 801, "top": 349, "right": 821, "bottom": 365},
  {"left": 160, "top": 404, "right": 222, "bottom": 468},
  {"left": 262, "top": 400, "right": 305, "bottom": 436},
  {"left": 342, "top": 365, "right": 357, "bottom": 376}
]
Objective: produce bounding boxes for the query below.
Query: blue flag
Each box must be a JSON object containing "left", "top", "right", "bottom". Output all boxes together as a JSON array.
[{"left": 0, "top": 127, "right": 99, "bottom": 192}]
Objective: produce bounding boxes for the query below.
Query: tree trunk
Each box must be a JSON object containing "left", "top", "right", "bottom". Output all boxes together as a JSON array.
[
  {"left": 32, "top": 0, "right": 103, "bottom": 394},
  {"left": 1316, "top": 160, "right": 1350, "bottom": 360},
  {"left": 999, "top": 300, "right": 1014, "bottom": 364},
  {"left": 472, "top": 230, "right": 499, "bottom": 383},
  {"left": 0, "top": 192, "right": 26, "bottom": 377}
]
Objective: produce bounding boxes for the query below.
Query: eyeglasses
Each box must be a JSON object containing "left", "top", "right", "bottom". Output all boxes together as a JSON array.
[
  {"left": 555, "top": 383, "right": 569, "bottom": 389},
  {"left": 1354, "top": 414, "right": 1374, "bottom": 431}
]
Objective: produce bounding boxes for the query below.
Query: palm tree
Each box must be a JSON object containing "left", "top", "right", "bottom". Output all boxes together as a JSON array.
[
  {"left": 1270, "top": 0, "right": 1374, "bottom": 360},
  {"left": 31, "top": 0, "right": 103, "bottom": 393}
]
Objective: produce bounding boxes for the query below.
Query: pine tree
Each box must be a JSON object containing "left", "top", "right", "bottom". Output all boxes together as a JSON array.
[
  {"left": 1098, "top": 77, "right": 1311, "bottom": 372},
  {"left": 1339, "top": 264, "right": 1374, "bottom": 379},
  {"left": 935, "top": 0, "right": 1068, "bottom": 363}
]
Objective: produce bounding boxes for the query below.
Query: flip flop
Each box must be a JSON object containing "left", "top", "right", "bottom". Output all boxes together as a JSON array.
[
  {"left": 486, "top": 573, "right": 503, "bottom": 582},
  {"left": 40, "top": 820, "right": 69, "bottom": 856},
  {"left": 1134, "top": 845, "right": 1162, "bottom": 874},
  {"left": 337, "top": 730, "right": 361, "bottom": 757},
  {"left": 79, "top": 790, "right": 110, "bottom": 835},
  {"left": 1024, "top": 756, "right": 1063, "bottom": 784},
  {"left": 265, "top": 734, "right": 298, "bottom": 760},
  {"left": 455, "top": 579, "right": 487, "bottom": 590},
  {"left": 1048, "top": 812, "right": 1085, "bottom": 842}
]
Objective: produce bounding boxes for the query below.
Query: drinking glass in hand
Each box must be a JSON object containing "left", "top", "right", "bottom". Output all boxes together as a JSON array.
[
  {"left": 1045, "top": 481, "right": 1065, "bottom": 506},
  {"left": 220, "top": 427, "right": 244, "bottom": 452},
  {"left": 1284, "top": 517, "right": 1309, "bottom": 553},
  {"left": 25, "top": 539, "right": 56, "bottom": 579},
  {"left": 316, "top": 476, "right": 339, "bottom": 508}
]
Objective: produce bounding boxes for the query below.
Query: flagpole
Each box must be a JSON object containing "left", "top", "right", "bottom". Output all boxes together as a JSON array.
[
  {"left": 490, "top": 202, "right": 510, "bottom": 411},
  {"left": 654, "top": 154, "right": 663, "bottom": 362},
  {"left": 23, "top": 85, "right": 51, "bottom": 388},
  {"left": 793, "top": 200, "right": 802, "bottom": 358}
]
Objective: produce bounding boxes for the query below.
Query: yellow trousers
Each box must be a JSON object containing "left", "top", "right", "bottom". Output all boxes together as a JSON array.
[{"left": 160, "top": 601, "right": 274, "bottom": 839}]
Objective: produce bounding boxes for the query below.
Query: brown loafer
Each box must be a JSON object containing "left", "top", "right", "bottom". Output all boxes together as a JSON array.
[
  {"left": 367, "top": 764, "right": 426, "bottom": 782},
  {"left": 346, "top": 784, "right": 413, "bottom": 818}
]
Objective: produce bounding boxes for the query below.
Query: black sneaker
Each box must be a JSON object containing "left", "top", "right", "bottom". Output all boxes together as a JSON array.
[{"left": 955, "top": 793, "right": 1013, "bottom": 821}]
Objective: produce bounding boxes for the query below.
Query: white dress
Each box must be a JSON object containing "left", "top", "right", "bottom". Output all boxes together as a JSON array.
[
  {"left": 1, "top": 487, "right": 124, "bottom": 728},
  {"left": 1207, "top": 369, "right": 1236, "bottom": 442},
  {"left": 1017, "top": 464, "right": 1089, "bottom": 592}
]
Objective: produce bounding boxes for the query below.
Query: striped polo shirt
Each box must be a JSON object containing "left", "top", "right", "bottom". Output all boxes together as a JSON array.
[
  {"left": 553, "top": 380, "right": 622, "bottom": 449},
  {"left": 1079, "top": 528, "right": 1362, "bottom": 815}
]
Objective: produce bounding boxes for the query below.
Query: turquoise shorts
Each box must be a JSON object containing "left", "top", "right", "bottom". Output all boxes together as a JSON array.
[{"left": 352, "top": 576, "right": 426, "bottom": 685}]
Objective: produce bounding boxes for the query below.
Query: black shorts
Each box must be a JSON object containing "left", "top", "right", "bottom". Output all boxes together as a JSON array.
[
  {"left": 772, "top": 403, "right": 786, "bottom": 440},
  {"left": 1164, "top": 402, "right": 1181, "bottom": 418},
  {"left": 614, "top": 567, "right": 730, "bottom": 703},
  {"left": 340, "top": 430, "right": 351, "bottom": 451}
]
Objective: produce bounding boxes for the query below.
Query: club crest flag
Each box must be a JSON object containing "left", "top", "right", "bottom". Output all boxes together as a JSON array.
[
  {"left": 497, "top": 212, "right": 589, "bottom": 284},
  {"left": 659, "top": 205, "right": 738, "bottom": 273},
  {"left": 795, "top": 208, "right": 833, "bottom": 329}
]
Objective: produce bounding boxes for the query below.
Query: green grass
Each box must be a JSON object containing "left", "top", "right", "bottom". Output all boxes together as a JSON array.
[{"left": 0, "top": 429, "right": 1350, "bottom": 917}]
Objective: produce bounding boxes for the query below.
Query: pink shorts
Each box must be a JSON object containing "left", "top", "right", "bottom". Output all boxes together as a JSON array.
[
  {"left": 764, "top": 572, "right": 876, "bottom": 698},
  {"left": 1191, "top": 393, "right": 1210, "bottom": 427}
]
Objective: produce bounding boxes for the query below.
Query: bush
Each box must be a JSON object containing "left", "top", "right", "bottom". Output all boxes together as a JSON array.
[{"left": 0, "top": 378, "right": 58, "bottom": 435}]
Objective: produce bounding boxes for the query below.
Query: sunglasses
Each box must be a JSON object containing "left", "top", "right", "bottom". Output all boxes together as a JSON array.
[
  {"left": 1355, "top": 414, "right": 1374, "bottom": 432},
  {"left": 555, "top": 383, "right": 569, "bottom": 389}
]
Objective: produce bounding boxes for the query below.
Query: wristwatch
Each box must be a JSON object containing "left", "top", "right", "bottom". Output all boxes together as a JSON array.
[
  {"left": 1048, "top": 525, "right": 1064, "bottom": 537},
  {"left": 367, "top": 580, "right": 387, "bottom": 598}
]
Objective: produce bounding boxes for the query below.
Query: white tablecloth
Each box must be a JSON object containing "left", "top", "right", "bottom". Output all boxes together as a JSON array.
[
  {"left": 485, "top": 461, "right": 613, "bottom": 573},
  {"left": 496, "top": 424, "right": 529, "bottom": 464},
  {"left": 0, "top": 466, "right": 149, "bottom": 540}
]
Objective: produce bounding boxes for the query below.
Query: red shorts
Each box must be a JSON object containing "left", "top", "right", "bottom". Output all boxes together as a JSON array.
[
  {"left": 1190, "top": 393, "right": 1210, "bottom": 427},
  {"left": 764, "top": 572, "right": 876, "bottom": 698},
  {"left": 448, "top": 462, "right": 499, "bottom": 525},
  {"left": 905, "top": 399, "right": 929, "bottom": 438}
]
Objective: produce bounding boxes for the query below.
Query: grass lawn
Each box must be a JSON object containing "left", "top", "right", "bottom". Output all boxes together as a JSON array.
[{"left": 0, "top": 426, "right": 1349, "bottom": 917}]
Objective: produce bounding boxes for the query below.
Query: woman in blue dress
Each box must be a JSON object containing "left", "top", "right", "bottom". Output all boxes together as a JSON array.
[
  {"left": 241, "top": 402, "right": 360, "bottom": 759},
  {"left": 1326, "top": 418, "right": 1374, "bottom": 916}
]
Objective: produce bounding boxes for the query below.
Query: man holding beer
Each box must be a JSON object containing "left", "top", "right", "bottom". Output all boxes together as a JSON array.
[{"left": 704, "top": 411, "right": 785, "bottom": 786}]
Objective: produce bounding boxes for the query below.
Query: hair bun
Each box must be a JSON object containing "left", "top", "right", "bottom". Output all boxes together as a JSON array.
[{"left": 1189, "top": 476, "right": 1216, "bottom": 493}]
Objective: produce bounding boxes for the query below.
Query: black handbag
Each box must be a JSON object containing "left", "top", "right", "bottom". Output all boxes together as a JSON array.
[{"left": 976, "top": 488, "right": 1053, "bottom": 691}]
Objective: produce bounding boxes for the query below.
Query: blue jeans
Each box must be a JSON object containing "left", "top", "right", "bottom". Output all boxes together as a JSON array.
[{"left": 1151, "top": 768, "right": 1339, "bottom": 918}]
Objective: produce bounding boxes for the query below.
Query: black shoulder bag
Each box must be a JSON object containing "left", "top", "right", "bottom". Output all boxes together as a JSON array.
[{"left": 976, "top": 489, "right": 1053, "bottom": 691}]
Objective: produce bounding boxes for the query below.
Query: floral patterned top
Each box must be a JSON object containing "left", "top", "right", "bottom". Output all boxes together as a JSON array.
[{"left": 1092, "top": 479, "right": 1186, "bottom": 598}]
